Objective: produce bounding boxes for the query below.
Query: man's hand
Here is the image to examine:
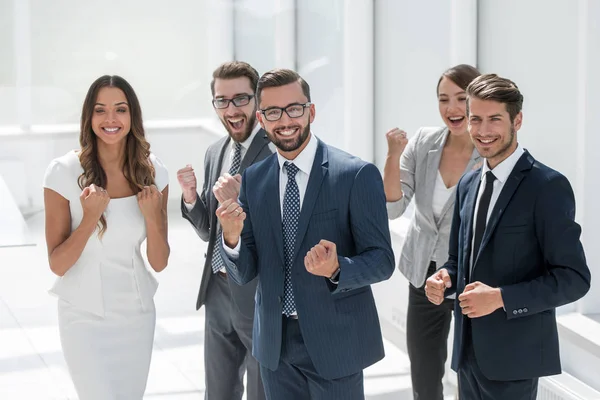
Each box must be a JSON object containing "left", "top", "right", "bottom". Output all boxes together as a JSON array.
[
  {"left": 177, "top": 165, "right": 197, "bottom": 204},
  {"left": 304, "top": 240, "right": 339, "bottom": 278},
  {"left": 215, "top": 198, "right": 245, "bottom": 248},
  {"left": 213, "top": 173, "right": 242, "bottom": 204},
  {"left": 425, "top": 269, "right": 452, "bottom": 305},
  {"left": 458, "top": 282, "right": 504, "bottom": 318}
]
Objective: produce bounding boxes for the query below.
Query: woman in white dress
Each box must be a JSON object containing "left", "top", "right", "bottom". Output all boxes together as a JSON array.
[{"left": 42, "top": 75, "right": 170, "bottom": 399}]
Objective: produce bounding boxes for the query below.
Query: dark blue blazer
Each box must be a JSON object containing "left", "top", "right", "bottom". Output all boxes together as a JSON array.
[
  {"left": 442, "top": 150, "right": 591, "bottom": 381},
  {"left": 221, "top": 139, "right": 395, "bottom": 380}
]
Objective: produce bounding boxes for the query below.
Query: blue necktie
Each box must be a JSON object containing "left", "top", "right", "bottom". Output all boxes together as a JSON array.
[
  {"left": 211, "top": 142, "right": 243, "bottom": 274},
  {"left": 282, "top": 161, "right": 300, "bottom": 316}
]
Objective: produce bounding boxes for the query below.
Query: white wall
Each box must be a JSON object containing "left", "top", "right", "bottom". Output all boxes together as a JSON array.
[
  {"left": 374, "top": 0, "right": 454, "bottom": 170},
  {"left": 24, "top": 0, "right": 211, "bottom": 125},
  {"left": 234, "top": 0, "right": 278, "bottom": 75},
  {"left": 0, "top": 0, "right": 16, "bottom": 126},
  {"left": 296, "top": 0, "right": 345, "bottom": 149}
]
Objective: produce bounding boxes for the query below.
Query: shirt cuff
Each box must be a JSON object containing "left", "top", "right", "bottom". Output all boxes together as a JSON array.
[
  {"left": 329, "top": 268, "right": 340, "bottom": 284},
  {"left": 183, "top": 199, "right": 196, "bottom": 211},
  {"left": 222, "top": 235, "right": 241, "bottom": 259}
]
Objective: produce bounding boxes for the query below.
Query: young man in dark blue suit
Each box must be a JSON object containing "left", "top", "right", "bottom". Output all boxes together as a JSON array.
[
  {"left": 425, "top": 74, "right": 591, "bottom": 400},
  {"left": 215, "top": 68, "right": 395, "bottom": 399}
]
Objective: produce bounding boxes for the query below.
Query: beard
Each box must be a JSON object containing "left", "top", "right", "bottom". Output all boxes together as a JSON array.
[
  {"left": 220, "top": 111, "right": 257, "bottom": 143},
  {"left": 487, "top": 125, "right": 516, "bottom": 160},
  {"left": 267, "top": 122, "right": 311, "bottom": 153}
]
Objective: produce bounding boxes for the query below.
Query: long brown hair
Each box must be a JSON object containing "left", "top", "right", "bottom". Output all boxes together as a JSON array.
[{"left": 78, "top": 75, "right": 155, "bottom": 236}]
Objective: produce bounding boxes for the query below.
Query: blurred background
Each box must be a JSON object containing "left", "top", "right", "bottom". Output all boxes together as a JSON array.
[{"left": 1, "top": 0, "right": 600, "bottom": 398}]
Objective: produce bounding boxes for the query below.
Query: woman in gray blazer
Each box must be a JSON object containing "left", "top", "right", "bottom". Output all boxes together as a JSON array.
[{"left": 383, "top": 64, "right": 481, "bottom": 400}]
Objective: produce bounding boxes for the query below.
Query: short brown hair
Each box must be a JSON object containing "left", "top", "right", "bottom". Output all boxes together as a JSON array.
[
  {"left": 210, "top": 61, "right": 259, "bottom": 96},
  {"left": 256, "top": 69, "right": 311, "bottom": 106},
  {"left": 437, "top": 64, "right": 481, "bottom": 94},
  {"left": 466, "top": 73, "right": 524, "bottom": 122}
]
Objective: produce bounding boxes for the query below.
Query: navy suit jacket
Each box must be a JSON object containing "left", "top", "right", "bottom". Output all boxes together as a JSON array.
[
  {"left": 442, "top": 150, "right": 591, "bottom": 381},
  {"left": 221, "top": 139, "right": 395, "bottom": 380}
]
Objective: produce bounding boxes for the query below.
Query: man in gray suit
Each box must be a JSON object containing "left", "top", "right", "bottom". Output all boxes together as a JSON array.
[{"left": 177, "top": 61, "right": 271, "bottom": 400}]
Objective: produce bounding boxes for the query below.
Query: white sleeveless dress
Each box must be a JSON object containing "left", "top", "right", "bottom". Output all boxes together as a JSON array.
[{"left": 43, "top": 150, "right": 169, "bottom": 400}]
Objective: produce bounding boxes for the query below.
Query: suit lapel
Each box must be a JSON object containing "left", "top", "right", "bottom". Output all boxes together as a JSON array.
[
  {"left": 291, "top": 140, "right": 328, "bottom": 263},
  {"left": 264, "top": 156, "right": 285, "bottom": 266},
  {"left": 438, "top": 149, "right": 482, "bottom": 221},
  {"left": 209, "top": 137, "right": 231, "bottom": 215},
  {"left": 473, "top": 152, "right": 533, "bottom": 267},
  {"left": 463, "top": 172, "right": 481, "bottom": 273},
  {"left": 240, "top": 128, "right": 269, "bottom": 172},
  {"left": 423, "top": 132, "right": 445, "bottom": 224}
]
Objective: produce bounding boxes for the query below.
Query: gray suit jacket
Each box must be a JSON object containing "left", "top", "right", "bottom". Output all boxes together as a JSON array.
[
  {"left": 181, "top": 129, "right": 272, "bottom": 317},
  {"left": 387, "top": 127, "right": 481, "bottom": 287}
]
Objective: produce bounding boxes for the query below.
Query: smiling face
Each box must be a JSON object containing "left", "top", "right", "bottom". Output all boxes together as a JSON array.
[
  {"left": 257, "top": 81, "right": 315, "bottom": 160},
  {"left": 213, "top": 77, "right": 257, "bottom": 143},
  {"left": 438, "top": 77, "right": 468, "bottom": 135},
  {"left": 91, "top": 87, "right": 131, "bottom": 146},
  {"left": 468, "top": 97, "right": 522, "bottom": 169}
]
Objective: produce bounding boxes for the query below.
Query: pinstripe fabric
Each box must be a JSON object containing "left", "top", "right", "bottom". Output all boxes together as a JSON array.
[{"left": 222, "top": 139, "right": 395, "bottom": 382}]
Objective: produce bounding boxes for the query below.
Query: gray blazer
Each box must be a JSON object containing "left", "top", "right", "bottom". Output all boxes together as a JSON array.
[
  {"left": 387, "top": 127, "right": 481, "bottom": 287},
  {"left": 181, "top": 129, "right": 272, "bottom": 317}
]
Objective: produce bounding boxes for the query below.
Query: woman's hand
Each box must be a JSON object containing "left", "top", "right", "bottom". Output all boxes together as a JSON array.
[
  {"left": 80, "top": 184, "right": 110, "bottom": 222},
  {"left": 137, "top": 185, "right": 164, "bottom": 224},
  {"left": 385, "top": 127, "right": 409, "bottom": 158}
]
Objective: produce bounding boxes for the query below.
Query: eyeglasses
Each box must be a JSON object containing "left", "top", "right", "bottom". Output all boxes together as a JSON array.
[
  {"left": 212, "top": 94, "right": 255, "bottom": 109},
  {"left": 259, "top": 103, "right": 311, "bottom": 121}
]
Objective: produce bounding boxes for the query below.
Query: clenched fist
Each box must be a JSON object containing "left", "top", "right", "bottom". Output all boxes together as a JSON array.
[
  {"left": 177, "top": 165, "right": 197, "bottom": 204},
  {"left": 80, "top": 184, "right": 110, "bottom": 222},
  {"left": 216, "top": 198, "right": 246, "bottom": 248},
  {"left": 304, "top": 240, "right": 339, "bottom": 278},
  {"left": 213, "top": 173, "right": 242, "bottom": 204},
  {"left": 137, "top": 185, "right": 163, "bottom": 223},
  {"left": 385, "top": 127, "right": 409, "bottom": 158},
  {"left": 424, "top": 268, "right": 452, "bottom": 305}
]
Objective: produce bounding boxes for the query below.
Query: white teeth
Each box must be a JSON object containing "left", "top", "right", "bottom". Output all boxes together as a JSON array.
[
  {"left": 228, "top": 118, "right": 242, "bottom": 123},
  {"left": 104, "top": 127, "right": 119, "bottom": 132},
  {"left": 278, "top": 129, "right": 296, "bottom": 136},
  {"left": 480, "top": 139, "right": 495, "bottom": 144},
  {"left": 449, "top": 117, "right": 464, "bottom": 121}
]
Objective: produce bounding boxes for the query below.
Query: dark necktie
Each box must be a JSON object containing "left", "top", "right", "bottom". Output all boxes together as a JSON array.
[
  {"left": 211, "top": 141, "right": 243, "bottom": 274},
  {"left": 472, "top": 171, "right": 497, "bottom": 266},
  {"left": 282, "top": 161, "right": 300, "bottom": 316}
]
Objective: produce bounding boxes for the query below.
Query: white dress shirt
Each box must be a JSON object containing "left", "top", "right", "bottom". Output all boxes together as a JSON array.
[
  {"left": 470, "top": 144, "right": 525, "bottom": 270},
  {"left": 223, "top": 133, "right": 318, "bottom": 257},
  {"left": 222, "top": 134, "right": 319, "bottom": 316}
]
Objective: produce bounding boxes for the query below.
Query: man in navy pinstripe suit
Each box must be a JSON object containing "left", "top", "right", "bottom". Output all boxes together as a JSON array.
[{"left": 215, "top": 68, "right": 395, "bottom": 399}]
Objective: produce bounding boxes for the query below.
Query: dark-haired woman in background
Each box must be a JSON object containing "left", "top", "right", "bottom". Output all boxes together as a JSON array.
[
  {"left": 43, "top": 75, "right": 170, "bottom": 399},
  {"left": 384, "top": 64, "right": 481, "bottom": 400}
]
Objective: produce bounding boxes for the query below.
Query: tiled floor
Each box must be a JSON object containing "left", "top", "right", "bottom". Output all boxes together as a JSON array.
[{"left": 0, "top": 209, "right": 415, "bottom": 399}]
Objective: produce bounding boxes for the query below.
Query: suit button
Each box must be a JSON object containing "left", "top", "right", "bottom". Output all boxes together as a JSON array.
[
  {"left": 518, "top": 309, "right": 523, "bottom": 314},
  {"left": 513, "top": 310, "right": 518, "bottom": 315},
  {"left": 523, "top": 308, "right": 528, "bottom": 313}
]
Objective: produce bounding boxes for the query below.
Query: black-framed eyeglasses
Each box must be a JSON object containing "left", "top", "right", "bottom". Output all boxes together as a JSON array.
[
  {"left": 212, "top": 94, "right": 255, "bottom": 109},
  {"left": 259, "top": 102, "right": 311, "bottom": 121}
]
